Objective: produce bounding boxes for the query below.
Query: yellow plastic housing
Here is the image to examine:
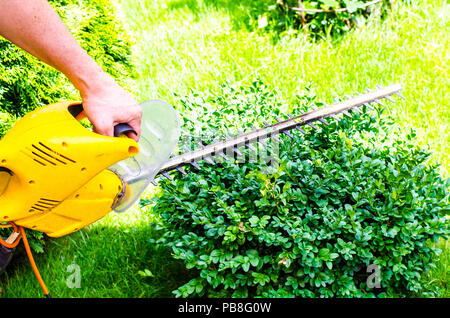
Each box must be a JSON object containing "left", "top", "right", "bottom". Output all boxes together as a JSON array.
[
  {"left": 17, "top": 169, "right": 123, "bottom": 237},
  {"left": 0, "top": 101, "right": 138, "bottom": 237}
]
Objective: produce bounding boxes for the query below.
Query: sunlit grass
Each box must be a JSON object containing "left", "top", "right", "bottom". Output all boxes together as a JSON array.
[
  {"left": 120, "top": 0, "right": 448, "bottom": 174},
  {"left": 421, "top": 239, "right": 449, "bottom": 297}
]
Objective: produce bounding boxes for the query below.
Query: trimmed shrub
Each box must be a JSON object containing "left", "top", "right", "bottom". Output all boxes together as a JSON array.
[
  {"left": 150, "top": 81, "right": 449, "bottom": 297},
  {"left": 0, "top": 112, "right": 15, "bottom": 138}
]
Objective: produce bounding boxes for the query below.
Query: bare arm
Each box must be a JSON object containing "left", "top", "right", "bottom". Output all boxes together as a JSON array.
[{"left": 0, "top": 0, "right": 142, "bottom": 141}]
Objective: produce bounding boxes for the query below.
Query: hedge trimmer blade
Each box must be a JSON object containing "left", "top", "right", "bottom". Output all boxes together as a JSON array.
[{"left": 152, "top": 84, "right": 404, "bottom": 184}]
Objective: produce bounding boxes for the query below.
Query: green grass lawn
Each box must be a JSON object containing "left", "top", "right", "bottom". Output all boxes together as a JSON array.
[
  {"left": 119, "top": 0, "right": 448, "bottom": 174},
  {"left": 1, "top": 0, "right": 448, "bottom": 297}
]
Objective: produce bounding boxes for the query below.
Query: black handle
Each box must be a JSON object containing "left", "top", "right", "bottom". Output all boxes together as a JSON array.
[{"left": 114, "top": 123, "right": 137, "bottom": 137}]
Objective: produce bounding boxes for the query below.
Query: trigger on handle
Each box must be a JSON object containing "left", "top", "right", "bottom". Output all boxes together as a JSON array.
[{"left": 114, "top": 123, "right": 137, "bottom": 137}]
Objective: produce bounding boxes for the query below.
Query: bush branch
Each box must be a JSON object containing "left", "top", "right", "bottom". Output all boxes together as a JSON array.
[{"left": 277, "top": 0, "right": 382, "bottom": 13}]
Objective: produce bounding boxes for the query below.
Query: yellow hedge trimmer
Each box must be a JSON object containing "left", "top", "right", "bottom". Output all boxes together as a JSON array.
[{"left": 0, "top": 84, "right": 403, "bottom": 297}]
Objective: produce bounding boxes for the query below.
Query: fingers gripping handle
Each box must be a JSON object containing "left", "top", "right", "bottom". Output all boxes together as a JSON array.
[
  {"left": 113, "top": 123, "right": 137, "bottom": 137},
  {"left": 67, "top": 103, "right": 137, "bottom": 138}
]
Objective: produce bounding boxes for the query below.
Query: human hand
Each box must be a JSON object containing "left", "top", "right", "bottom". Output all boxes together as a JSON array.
[{"left": 80, "top": 74, "right": 142, "bottom": 142}]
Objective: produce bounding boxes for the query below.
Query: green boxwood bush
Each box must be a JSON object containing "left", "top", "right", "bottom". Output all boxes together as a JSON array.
[{"left": 150, "top": 81, "right": 449, "bottom": 297}]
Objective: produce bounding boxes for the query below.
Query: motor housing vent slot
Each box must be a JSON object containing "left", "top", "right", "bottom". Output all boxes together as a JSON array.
[
  {"left": 30, "top": 198, "right": 61, "bottom": 212},
  {"left": 24, "top": 142, "right": 76, "bottom": 166}
]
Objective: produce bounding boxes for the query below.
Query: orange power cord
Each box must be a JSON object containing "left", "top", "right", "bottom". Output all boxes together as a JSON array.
[{"left": 0, "top": 222, "right": 50, "bottom": 298}]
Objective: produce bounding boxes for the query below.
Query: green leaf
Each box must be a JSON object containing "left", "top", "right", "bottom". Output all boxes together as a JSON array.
[
  {"left": 249, "top": 215, "right": 259, "bottom": 226},
  {"left": 322, "top": 0, "right": 339, "bottom": 8},
  {"left": 258, "top": 15, "right": 268, "bottom": 29},
  {"left": 343, "top": 0, "right": 361, "bottom": 13},
  {"left": 137, "top": 269, "right": 154, "bottom": 277},
  {"left": 246, "top": 249, "right": 260, "bottom": 267},
  {"left": 345, "top": 204, "right": 355, "bottom": 219}
]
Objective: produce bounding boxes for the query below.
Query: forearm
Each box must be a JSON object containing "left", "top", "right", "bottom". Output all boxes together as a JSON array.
[
  {"left": 0, "top": 0, "right": 111, "bottom": 97},
  {"left": 0, "top": 0, "right": 141, "bottom": 140}
]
